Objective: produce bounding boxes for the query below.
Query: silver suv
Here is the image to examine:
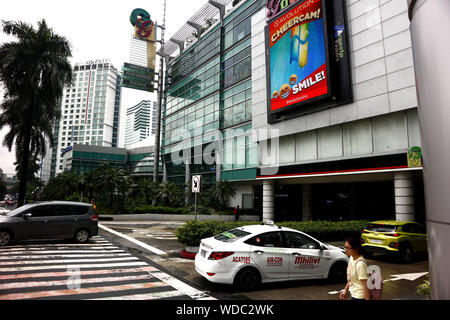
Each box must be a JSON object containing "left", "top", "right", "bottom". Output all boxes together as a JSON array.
[{"left": 0, "top": 201, "right": 98, "bottom": 246}]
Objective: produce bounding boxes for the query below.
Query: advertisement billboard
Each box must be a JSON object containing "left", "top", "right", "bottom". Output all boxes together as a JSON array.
[
  {"left": 267, "top": 0, "right": 329, "bottom": 113},
  {"left": 265, "top": 0, "right": 352, "bottom": 123}
]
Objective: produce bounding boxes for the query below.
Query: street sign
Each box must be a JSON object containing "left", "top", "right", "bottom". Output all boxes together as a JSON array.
[
  {"left": 192, "top": 175, "right": 201, "bottom": 193},
  {"left": 121, "top": 62, "right": 155, "bottom": 92}
]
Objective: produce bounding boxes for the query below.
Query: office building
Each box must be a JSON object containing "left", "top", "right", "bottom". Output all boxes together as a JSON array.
[
  {"left": 50, "top": 59, "right": 122, "bottom": 177},
  {"left": 125, "top": 100, "right": 158, "bottom": 148},
  {"left": 157, "top": 0, "right": 425, "bottom": 223}
]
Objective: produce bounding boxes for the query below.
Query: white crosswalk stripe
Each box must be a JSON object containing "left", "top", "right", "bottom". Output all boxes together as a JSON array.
[{"left": 0, "top": 236, "right": 214, "bottom": 300}]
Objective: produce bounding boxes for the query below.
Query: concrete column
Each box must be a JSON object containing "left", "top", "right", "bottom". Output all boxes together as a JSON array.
[
  {"left": 162, "top": 163, "right": 168, "bottom": 183},
  {"left": 263, "top": 179, "right": 275, "bottom": 222},
  {"left": 394, "top": 171, "right": 415, "bottom": 221},
  {"left": 409, "top": 0, "right": 450, "bottom": 299},
  {"left": 302, "top": 184, "right": 313, "bottom": 221}
]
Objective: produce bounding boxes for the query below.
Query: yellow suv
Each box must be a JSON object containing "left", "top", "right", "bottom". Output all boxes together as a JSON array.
[{"left": 360, "top": 221, "right": 428, "bottom": 263}]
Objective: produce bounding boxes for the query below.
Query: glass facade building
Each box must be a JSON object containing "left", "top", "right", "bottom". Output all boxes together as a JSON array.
[{"left": 162, "top": 0, "right": 265, "bottom": 188}]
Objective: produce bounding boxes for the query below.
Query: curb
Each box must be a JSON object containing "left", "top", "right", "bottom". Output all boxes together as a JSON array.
[{"left": 180, "top": 249, "right": 197, "bottom": 260}]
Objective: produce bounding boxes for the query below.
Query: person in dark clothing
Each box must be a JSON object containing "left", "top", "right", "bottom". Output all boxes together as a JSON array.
[{"left": 234, "top": 205, "right": 240, "bottom": 222}]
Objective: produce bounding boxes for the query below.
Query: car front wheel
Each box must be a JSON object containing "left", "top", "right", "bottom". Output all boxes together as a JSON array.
[
  {"left": 0, "top": 230, "right": 12, "bottom": 246},
  {"left": 74, "top": 229, "right": 90, "bottom": 243}
]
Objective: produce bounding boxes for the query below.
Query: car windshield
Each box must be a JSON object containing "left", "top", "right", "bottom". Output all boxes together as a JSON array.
[
  {"left": 214, "top": 228, "right": 251, "bottom": 243},
  {"left": 366, "top": 224, "right": 398, "bottom": 232},
  {"left": 5, "top": 204, "right": 34, "bottom": 217}
]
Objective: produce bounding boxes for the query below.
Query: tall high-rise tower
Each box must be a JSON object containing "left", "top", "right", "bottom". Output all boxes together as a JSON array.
[{"left": 50, "top": 59, "right": 121, "bottom": 177}]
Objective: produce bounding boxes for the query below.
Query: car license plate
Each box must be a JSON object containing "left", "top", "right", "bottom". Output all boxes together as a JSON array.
[
  {"left": 369, "top": 239, "right": 383, "bottom": 244},
  {"left": 201, "top": 249, "right": 207, "bottom": 258}
]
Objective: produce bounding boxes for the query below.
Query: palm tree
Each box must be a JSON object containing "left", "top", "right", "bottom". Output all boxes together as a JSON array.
[
  {"left": 211, "top": 181, "right": 236, "bottom": 209},
  {"left": 157, "top": 182, "right": 178, "bottom": 207},
  {"left": 135, "top": 178, "right": 158, "bottom": 205},
  {"left": 40, "top": 171, "right": 80, "bottom": 200},
  {"left": 0, "top": 20, "right": 73, "bottom": 207},
  {"left": 81, "top": 170, "right": 97, "bottom": 202},
  {"left": 96, "top": 163, "right": 129, "bottom": 208}
]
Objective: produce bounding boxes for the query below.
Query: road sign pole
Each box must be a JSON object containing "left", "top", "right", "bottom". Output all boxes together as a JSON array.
[{"left": 195, "top": 192, "right": 197, "bottom": 221}]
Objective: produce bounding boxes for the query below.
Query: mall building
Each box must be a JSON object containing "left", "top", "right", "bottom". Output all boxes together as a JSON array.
[{"left": 158, "top": 0, "right": 424, "bottom": 223}]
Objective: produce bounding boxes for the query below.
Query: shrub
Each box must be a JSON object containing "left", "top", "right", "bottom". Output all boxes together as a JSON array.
[
  {"left": 176, "top": 221, "right": 256, "bottom": 247},
  {"left": 175, "top": 220, "right": 371, "bottom": 247},
  {"left": 130, "top": 205, "right": 189, "bottom": 215},
  {"left": 416, "top": 275, "right": 431, "bottom": 299}
]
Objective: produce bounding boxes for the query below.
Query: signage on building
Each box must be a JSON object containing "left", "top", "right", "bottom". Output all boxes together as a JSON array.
[
  {"left": 123, "top": 9, "right": 157, "bottom": 92},
  {"left": 61, "top": 145, "right": 73, "bottom": 157},
  {"left": 129, "top": 8, "right": 157, "bottom": 70},
  {"left": 265, "top": 0, "right": 352, "bottom": 123},
  {"left": 407, "top": 146, "right": 422, "bottom": 168},
  {"left": 266, "top": 0, "right": 301, "bottom": 21}
]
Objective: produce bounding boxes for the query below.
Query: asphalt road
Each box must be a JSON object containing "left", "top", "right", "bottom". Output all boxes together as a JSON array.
[{"left": 99, "top": 221, "right": 430, "bottom": 300}]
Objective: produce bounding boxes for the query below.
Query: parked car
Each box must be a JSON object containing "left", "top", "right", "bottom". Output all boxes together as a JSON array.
[
  {"left": 195, "top": 223, "right": 349, "bottom": 291},
  {"left": 0, "top": 201, "right": 98, "bottom": 246},
  {"left": 360, "top": 220, "right": 428, "bottom": 263}
]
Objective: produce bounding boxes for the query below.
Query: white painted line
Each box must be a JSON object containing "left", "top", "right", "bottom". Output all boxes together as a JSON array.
[
  {"left": 147, "top": 271, "right": 215, "bottom": 300},
  {"left": 0, "top": 274, "right": 159, "bottom": 290},
  {"left": 0, "top": 250, "right": 126, "bottom": 255},
  {"left": 0, "top": 253, "right": 132, "bottom": 259},
  {"left": 88, "top": 290, "right": 185, "bottom": 300},
  {"left": 0, "top": 257, "right": 140, "bottom": 266},
  {"left": 0, "top": 261, "right": 148, "bottom": 272},
  {"left": 99, "top": 224, "right": 167, "bottom": 255}
]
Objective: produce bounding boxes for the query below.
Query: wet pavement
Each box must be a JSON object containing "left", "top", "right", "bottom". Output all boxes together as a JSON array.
[{"left": 99, "top": 221, "right": 430, "bottom": 300}]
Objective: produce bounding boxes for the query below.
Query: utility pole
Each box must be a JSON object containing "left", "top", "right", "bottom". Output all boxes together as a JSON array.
[{"left": 153, "top": 0, "right": 166, "bottom": 197}]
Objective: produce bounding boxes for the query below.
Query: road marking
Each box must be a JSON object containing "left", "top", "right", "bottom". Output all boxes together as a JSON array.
[
  {"left": 0, "top": 257, "right": 140, "bottom": 266},
  {"left": 0, "top": 267, "right": 158, "bottom": 281},
  {"left": 147, "top": 271, "right": 214, "bottom": 300},
  {"left": 0, "top": 262, "right": 149, "bottom": 272},
  {"left": 0, "top": 235, "right": 214, "bottom": 300},
  {"left": 88, "top": 290, "right": 186, "bottom": 300},
  {"left": 0, "top": 281, "right": 170, "bottom": 300},
  {"left": 0, "top": 253, "right": 132, "bottom": 259},
  {"left": 0, "top": 274, "right": 159, "bottom": 290},
  {"left": 0, "top": 250, "right": 125, "bottom": 255},
  {"left": 383, "top": 272, "right": 428, "bottom": 283},
  {"left": 99, "top": 224, "right": 167, "bottom": 255}
]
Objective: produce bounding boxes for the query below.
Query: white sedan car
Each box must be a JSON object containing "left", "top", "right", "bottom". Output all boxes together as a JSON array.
[{"left": 195, "top": 224, "right": 349, "bottom": 291}]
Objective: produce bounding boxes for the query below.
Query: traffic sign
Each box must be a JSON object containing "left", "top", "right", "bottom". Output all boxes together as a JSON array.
[{"left": 192, "top": 176, "right": 201, "bottom": 193}]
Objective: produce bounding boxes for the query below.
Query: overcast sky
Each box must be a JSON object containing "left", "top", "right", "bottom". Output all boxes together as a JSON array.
[{"left": 0, "top": 0, "right": 208, "bottom": 175}]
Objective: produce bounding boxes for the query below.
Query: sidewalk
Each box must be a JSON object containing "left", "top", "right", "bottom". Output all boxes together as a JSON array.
[{"left": 99, "top": 213, "right": 261, "bottom": 222}]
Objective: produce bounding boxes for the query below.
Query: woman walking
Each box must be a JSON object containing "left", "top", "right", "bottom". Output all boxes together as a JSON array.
[{"left": 340, "top": 236, "right": 370, "bottom": 300}]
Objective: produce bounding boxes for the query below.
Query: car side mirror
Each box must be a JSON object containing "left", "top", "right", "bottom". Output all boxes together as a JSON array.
[
  {"left": 23, "top": 213, "right": 32, "bottom": 219},
  {"left": 319, "top": 244, "right": 325, "bottom": 251}
]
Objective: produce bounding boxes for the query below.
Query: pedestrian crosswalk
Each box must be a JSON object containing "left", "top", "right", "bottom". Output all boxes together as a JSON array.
[{"left": 0, "top": 236, "right": 214, "bottom": 300}]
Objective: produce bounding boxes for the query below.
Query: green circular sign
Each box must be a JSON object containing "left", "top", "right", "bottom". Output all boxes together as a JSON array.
[{"left": 130, "top": 8, "right": 151, "bottom": 27}]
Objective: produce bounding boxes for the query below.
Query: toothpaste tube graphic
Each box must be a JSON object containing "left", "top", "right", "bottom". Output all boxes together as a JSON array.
[{"left": 299, "top": 23, "right": 309, "bottom": 68}]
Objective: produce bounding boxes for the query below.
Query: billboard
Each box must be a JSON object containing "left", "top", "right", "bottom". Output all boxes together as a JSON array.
[{"left": 265, "top": 0, "right": 352, "bottom": 123}]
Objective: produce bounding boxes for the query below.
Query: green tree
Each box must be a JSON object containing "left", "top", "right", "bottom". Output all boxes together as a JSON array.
[
  {"left": 135, "top": 178, "right": 158, "bottom": 205},
  {"left": 96, "top": 163, "right": 130, "bottom": 208},
  {"left": 211, "top": 181, "right": 236, "bottom": 209},
  {"left": 0, "top": 20, "right": 73, "bottom": 207},
  {"left": 157, "top": 182, "right": 178, "bottom": 207},
  {"left": 40, "top": 171, "right": 80, "bottom": 200}
]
